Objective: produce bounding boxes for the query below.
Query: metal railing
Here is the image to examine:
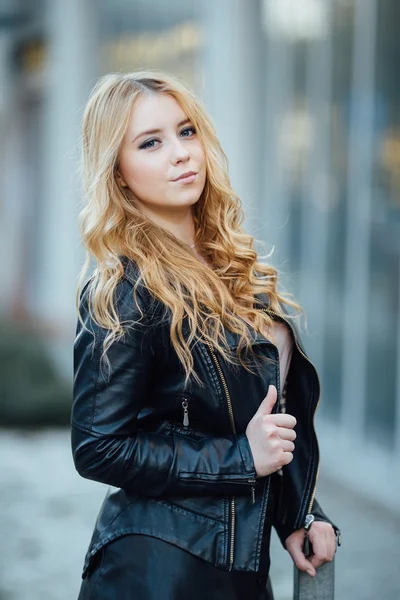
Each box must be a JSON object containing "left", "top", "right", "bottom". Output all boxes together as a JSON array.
[{"left": 294, "top": 559, "right": 335, "bottom": 600}]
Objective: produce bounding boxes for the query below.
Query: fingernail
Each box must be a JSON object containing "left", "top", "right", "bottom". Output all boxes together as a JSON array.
[{"left": 307, "top": 569, "right": 314, "bottom": 577}]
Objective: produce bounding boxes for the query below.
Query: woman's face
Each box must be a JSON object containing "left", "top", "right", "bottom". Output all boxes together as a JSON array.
[{"left": 117, "top": 92, "right": 206, "bottom": 216}]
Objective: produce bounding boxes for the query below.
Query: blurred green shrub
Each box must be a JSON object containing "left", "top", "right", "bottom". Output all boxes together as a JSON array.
[{"left": 0, "top": 319, "right": 72, "bottom": 427}]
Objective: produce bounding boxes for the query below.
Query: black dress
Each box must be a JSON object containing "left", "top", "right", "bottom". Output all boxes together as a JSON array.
[{"left": 77, "top": 473, "right": 279, "bottom": 600}]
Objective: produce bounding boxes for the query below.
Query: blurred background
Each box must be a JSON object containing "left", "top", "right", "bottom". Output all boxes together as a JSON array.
[{"left": 0, "top": 0, "right": 399, "bottom": 598}]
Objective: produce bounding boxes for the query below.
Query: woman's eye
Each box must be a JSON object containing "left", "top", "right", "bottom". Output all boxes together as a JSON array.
[
  {"left": 139, "top": 127, "right": 196, "bottom": 150},
  {"left": 140, "top": 139, "right": 159, "bottom": 150},
  {"left": 181, "top": 126, "right": 196, "bottom": 137}
]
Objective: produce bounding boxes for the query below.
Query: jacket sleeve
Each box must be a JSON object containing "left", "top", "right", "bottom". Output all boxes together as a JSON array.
[
  {"left": 71, "top": 276, "right": 257, "bottom": 499},
  {"left": 308, "top": 495, "right": 341, "bottom": 544}
]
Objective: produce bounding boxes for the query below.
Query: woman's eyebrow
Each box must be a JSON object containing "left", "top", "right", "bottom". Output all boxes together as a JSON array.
[{"left": 132, "top": 118, "right": 191, "bottom": 143}]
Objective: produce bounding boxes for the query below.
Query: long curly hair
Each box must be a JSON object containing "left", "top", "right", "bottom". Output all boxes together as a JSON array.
[{"left": 76, "top": 69, "right": 304, "bottom": 387}]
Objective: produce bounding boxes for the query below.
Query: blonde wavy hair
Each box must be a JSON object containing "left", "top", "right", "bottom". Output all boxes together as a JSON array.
[{"left": 76, "top": 69, "right": 304, "bottom": 387}]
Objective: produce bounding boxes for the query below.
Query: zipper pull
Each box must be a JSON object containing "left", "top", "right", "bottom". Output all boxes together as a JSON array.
[
  {"left": 303, "top": 513, "right": 315, "bottom": 557},
  {"left": 182, "top": 399, "right": 189, "bottom": 427},
  {"left": 304, "top": 513, "right": 315, "bottom": 531},
  {"left": 249, "top": 478, "right": 256, "bottom": 504},
  {"left": 335, "top": 528, "right": 342, "bottom": 547}
]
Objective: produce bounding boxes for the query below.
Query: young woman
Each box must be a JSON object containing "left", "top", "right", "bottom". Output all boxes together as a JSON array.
[{"left": 72, "top": 70, "right": 341, "bottom": 600}]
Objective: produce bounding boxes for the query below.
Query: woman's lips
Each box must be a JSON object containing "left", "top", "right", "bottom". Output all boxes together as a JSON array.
[{"left": 173, "top": 173, "right": 197, "bottom": 184}]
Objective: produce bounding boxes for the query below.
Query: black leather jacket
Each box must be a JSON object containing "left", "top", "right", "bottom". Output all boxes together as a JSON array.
[{"left": 71, "top": 257, "right": 341, "bottom": 579}]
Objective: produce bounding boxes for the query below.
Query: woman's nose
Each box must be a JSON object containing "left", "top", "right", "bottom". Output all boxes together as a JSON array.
[{"left": 171, "top": 140, "right": 190, "bottom": 162}]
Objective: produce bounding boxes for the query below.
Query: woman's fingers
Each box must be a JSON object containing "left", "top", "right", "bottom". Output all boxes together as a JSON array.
[
  {"left": 308, "top": 523, "right": 337, "bottom": 569},
  {"left": 270, "top": 413, "right": 297, "bottom": 428},
  {"left": 280, "top": 439, "right": 295, "bottom": 452},
  {"left": 285, "top": 530, "right": 316, "bottom": 577},
  {"left": 277, "top": 427, "right": 297, "bottom": 441}
]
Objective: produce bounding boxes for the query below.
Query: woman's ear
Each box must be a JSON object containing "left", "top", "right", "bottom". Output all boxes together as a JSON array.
[{"left": 116, "top": 170, "right": 128, "bottom": 188}]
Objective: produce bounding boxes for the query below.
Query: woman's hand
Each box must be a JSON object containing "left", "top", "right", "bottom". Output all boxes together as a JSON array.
[
  {"left": 245, "top": 385, "right": 297, "bottom": 477},
  {"left": 284, "top": 522, "right": 337, "bottom": 577}
]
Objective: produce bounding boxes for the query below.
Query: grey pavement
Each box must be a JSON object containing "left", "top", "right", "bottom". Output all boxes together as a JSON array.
[{"left": 0, "top": 429, "right": 399, "bottom": 600}]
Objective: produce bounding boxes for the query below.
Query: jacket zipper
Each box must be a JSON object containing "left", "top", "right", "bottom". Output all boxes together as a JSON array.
[
  {"left": 181, "top": 398, "right": 190, "bottom": 427},
  {"left": 205, "top": 340, "right": 256, "bottom": 571},
  {"left": 262, "top": 307, "right": 320, "bottom": 527}
]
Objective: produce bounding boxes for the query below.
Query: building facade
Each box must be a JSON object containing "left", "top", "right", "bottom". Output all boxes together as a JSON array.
[{"left": 1, "top": 0, "right": 399, "bottom": 511}]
